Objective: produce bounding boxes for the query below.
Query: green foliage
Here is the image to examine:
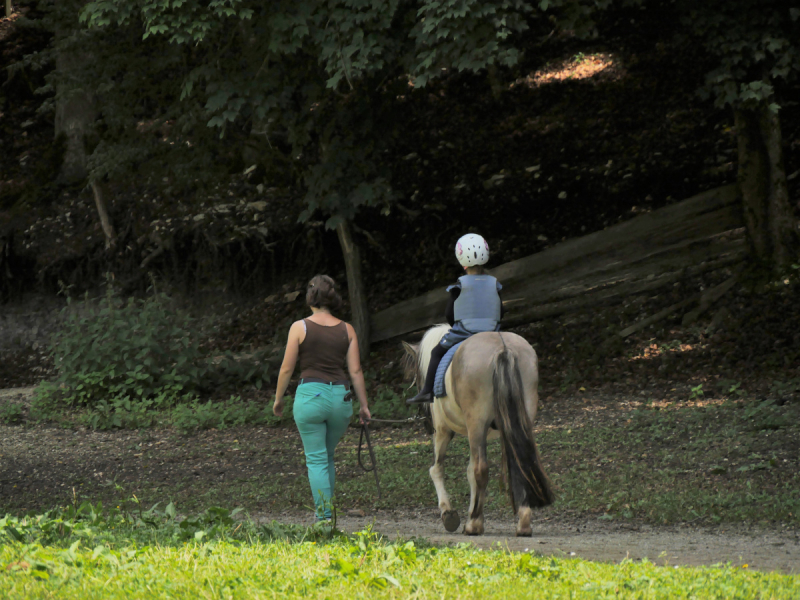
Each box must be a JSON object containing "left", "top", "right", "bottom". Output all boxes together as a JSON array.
[
  {"left": 679, "top": 1, "right": 800, "bottom": 109},
  {"left": 363, "top": 360, "right": 412, "bottom": 420},
  {"left": 170, "top": 396, "right": 275, "bottom": 434},
  {"left": 716, "top": 379, "right": 746, "bottom": 399},
  {"left": 0, "top": 499, "right": 328, "bottom": 549},
  {"left": 43, "top": 290, "right": 203, "bottom": 408},
  {"left": 77, "top": 0, "right": 534, "bottom": 226},
  {"left": 31, "top": 289, "right": 278, "bottom": 429},
  {"left": 81, "top": 395, "right": 160, "bottom": 430},
  {"left": 770, "top": 377, "right": 800, "bottom": 398},
  {"left": 368, "top": 385, "right": 412, "bottom": 420},
  {"left": 409, "top": 0, "right": 531, "bottom": 87},
  {"left": 0, "top": 401, "right": 24, "bottom": 425},
  {"left": 212, "top": 348, "right": 276, "bottom": 392},
  {"left": 740, "top": 399, "right": 788, "bottom": 432}
]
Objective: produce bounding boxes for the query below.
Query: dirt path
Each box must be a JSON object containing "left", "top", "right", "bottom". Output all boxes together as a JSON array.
[
  {"left": 257, "top": 510, "right": 800, "bottom": 573},
  {"left": 3, "top": 385, "right": 799, "bottom": 574}
]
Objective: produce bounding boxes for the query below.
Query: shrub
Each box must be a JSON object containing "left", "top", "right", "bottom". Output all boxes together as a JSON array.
[
  {"left": 42, "top": 290, "right": 203, "bottom": 408},
  {"left": 209, "top": 348, "right": 276, "bottom": 392},
  {"left": 33, "top": 289, "right": 279, "bottom": 428},
  {"left": 0, "top": 401, "right": 23, "bottom": 425}
]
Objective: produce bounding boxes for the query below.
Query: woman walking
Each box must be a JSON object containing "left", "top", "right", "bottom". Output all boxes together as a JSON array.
[{"left": 273, "top": 275, "right": 370, "bottom": 521}]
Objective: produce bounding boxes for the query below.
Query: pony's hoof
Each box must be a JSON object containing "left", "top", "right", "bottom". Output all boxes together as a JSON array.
[
  {"left": 516, "top": 528, "right": 532, "bottom": 537},
  {"left": 442, "top": 510, "right": 460, "bottom": 532},
  {"left": 464, "top": 522, "right": 484, "bottom": 536}
]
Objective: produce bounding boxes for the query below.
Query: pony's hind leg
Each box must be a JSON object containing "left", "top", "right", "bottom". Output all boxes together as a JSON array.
[
  {"left": 430, "top": 425, "right": 459, "bottom": 532},
  {"left": 517, "top": 506, "right": 533, "bottom": 537},
  {"left": 464, "top": 431, "right": 489, "bottom": 535}
]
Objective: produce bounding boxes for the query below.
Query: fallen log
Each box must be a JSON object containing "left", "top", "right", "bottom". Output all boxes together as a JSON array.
[
  {"left": 617, "top": 296, "right": 699, "bottom": 339},
  {"left": 371, "top": 185, "right": 746, "bottom": 342},
  {"left": 617, "top": 273, "right": 739, "bottom": 338},
  {"left": 502, "top": 246, "right": 744, "bottom": 330},
  {"left": 681, "top": 274, "right": 739, "bottom": 326}
]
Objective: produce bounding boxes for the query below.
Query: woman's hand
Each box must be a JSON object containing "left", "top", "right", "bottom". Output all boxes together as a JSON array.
[
  {"left": 359, "top": 405, "right": 371, "bottom": 425},
  {"left": 273, "top": 397, "right": 284, "bottom": 417}
]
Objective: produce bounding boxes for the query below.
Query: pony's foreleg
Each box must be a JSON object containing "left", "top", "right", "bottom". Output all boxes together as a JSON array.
[
  {"left": 430, "top": 426, "right": 459, "bottom": 532},
  {"left": 464, "top": 432, "right": 489, "bottom": 536}
]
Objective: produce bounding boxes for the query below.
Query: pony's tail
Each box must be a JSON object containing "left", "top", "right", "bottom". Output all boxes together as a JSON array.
[{"left": 493, "top": 344, "right": 555, "bottom": 513}]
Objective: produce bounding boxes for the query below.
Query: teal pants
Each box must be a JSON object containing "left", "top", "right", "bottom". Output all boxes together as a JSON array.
[{"left": 293, "top": 382, "right": 353, "bottom": 520}]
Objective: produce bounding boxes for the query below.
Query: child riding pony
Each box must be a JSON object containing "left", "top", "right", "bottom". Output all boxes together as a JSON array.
[{"left": 407, "top": 233, "right": 504, "bottom": 405}]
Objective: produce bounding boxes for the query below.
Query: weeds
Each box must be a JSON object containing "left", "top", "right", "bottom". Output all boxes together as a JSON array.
[
  {"left": 770, "top": 377, "right": 800, "bottom": 398},
  {"left": 170, "top": 396, "right": 278, "bottom": 434},
  {"left": 0, "top": 400, "right": 23, "bottom": 424}
]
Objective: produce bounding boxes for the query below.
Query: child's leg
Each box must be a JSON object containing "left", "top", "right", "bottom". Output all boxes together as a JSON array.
[
  {"left": 293, "top": 383, "right": 335, "bottom": 519},
  {"left": 407, "top": 342, "right": 448, "bottom": 403},
  {"left": 420, "top": 343, "right": 448, "bottom": 394}
]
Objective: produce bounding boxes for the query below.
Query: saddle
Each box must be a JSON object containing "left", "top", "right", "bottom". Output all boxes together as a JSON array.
[{"left": 433, "top": 341, "right": 463, "bottom": 398}]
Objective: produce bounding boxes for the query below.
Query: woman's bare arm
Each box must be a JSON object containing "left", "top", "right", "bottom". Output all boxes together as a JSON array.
[
  {"left": 273, "top": 321, "right": 304, "bottom": 416},
  {"left": 345, "top": 324, "right": 370, "bottom": 423}
]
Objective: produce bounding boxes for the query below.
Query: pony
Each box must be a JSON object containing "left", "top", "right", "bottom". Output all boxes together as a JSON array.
[{"left": 403, "top": 324, "right": 554, "bottom": 536}]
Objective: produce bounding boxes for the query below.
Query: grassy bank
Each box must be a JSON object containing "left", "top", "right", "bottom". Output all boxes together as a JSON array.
[{"left": 1, "top": 508, "right": 797, "bottom": 599}]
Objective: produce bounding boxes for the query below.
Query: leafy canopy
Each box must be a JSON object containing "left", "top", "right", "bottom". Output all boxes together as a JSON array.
[
  {"left": 80, "top": 0, "right": 532, "bottom": 225},
  {"left": 684, "top": 1, "right": 800, "bottom": 111}
]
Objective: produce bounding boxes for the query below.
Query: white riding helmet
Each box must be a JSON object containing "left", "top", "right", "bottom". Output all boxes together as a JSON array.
[{"left": 455, "top": 233, "right": 490, "bottom": 267}]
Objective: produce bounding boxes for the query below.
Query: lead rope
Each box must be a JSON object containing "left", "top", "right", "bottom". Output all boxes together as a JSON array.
[
  {"left": 357, "top": 421, "right": 382, "bottom": 499},
  {"left": 348, "top": 390, "right": 429, "bottom": 500},
  {"left": 356, "top": 416, "right": 427, "bottom": 500}
]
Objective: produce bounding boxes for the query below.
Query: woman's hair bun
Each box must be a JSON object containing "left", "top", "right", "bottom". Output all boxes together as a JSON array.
[{"left": 305, "top": 274, "right": 342, "bottom": 311}]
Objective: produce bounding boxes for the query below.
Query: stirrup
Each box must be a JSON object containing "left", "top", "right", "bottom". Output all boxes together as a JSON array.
[{"left": 406, "top": 391, "right": 434, "bottom": 405}]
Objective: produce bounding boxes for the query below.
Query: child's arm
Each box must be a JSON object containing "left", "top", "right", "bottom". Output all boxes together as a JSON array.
[
  {"left": 498, "top": 285, "right": 505, "bottom": 320},
  {"left": 444, "top": 285, "right": 461, "bottom": 326}
]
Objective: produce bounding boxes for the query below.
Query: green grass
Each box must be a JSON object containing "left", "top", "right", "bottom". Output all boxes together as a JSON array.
[
  {"left": 1, "top": 507, "right": 797, "bottom": 598},
  {"left": 541, "top": 398, "right": 800, "bottom": 524},
  {"left": 316, "top": 397, "right": 800, "bottom": 525}
]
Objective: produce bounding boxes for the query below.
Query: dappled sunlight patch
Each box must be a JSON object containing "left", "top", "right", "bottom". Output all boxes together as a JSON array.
[
  {"left": 0, "top": 7, "right": 23, "bottom": 36},
  {"left": 629, "top": 339, "right": 702, "bottom": 362},
  {"left": 682, "top": 398, "right": 730, "bottom": 409},
  {"left": 512, "top": 52, "right": 624, "bottom": 89}
]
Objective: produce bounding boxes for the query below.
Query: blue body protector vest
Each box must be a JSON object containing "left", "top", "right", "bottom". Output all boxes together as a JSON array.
[{"left": 452, "top": 275, "right": 502, "bottom": 333}]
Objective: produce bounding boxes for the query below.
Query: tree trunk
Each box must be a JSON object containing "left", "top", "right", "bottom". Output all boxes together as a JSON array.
[
  {"left": 0, "top": 232, "right": 11, "bottom": 303},
  {"left": 487, "top": 64, "right": 504, "bottom": 100},
  {"left": 54, "top": 42, "right": 95, "bottom": 184},
  {"left": 91, "top": 180, "right": 115, "bottom": 248},
  {"left": 5, "top": 1, "right": 13, "bottom": 19},
  {"left": 336, "top": 220, "right": 371, "bottom": 362},
  {"left": 735, "top": 104, "right": 799, "bottom": 268}
]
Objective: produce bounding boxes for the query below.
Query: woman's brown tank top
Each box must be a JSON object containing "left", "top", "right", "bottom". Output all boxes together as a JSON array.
[{"left": 298, "top": 319, "right": 350, "bottom": 382}]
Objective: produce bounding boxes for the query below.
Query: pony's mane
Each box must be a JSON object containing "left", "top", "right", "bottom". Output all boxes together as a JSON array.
[{"left": 416, "top": 324, "right": 451, "bottom": 380}]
